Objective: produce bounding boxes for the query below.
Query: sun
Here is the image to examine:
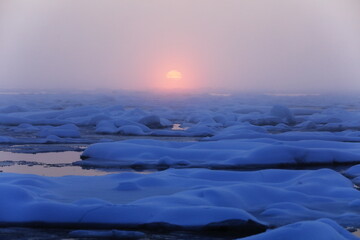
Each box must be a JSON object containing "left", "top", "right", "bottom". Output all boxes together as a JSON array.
[
  {"left": 166, "top": 70, "right": 182, "bottom": 79},
  {"left": 152, "top": 68, "right": 195, "bottom": 91}
]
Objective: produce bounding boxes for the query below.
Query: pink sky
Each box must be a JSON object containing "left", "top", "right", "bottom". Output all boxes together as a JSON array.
[{"left": 1, "top": 0, "right": 360, "bottom": 93}]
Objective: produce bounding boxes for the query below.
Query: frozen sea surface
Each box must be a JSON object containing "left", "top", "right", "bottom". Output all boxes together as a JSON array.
[{"left": 1, "top": 91, "right": 360, "bottom": 239}]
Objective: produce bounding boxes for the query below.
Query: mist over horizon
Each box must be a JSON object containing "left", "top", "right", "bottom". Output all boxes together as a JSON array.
[{"left": 1, "top": 0, "right": 360, "bottom": 93}]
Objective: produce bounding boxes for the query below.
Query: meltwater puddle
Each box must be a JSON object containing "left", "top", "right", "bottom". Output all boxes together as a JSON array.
[{"left": 0, "top": 151, "right": 135, "bottom": 177}]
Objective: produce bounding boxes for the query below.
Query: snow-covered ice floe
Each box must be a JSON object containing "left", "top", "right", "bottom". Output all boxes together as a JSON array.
[
  {"left": 344, "top": 164, "right": 360, "bottom": 187},
  {"left": 79, "top": 139, "right": 360, "bottom": 169},
  {"left": 2, "top": 92, "right": 360, "bottom": 238},
  {"left": 206, "top": 123, "right": 360, "bottom": 142},
  {"left": 239, "top": 219, "right": 359, "bottom": 240},
  {"left": 0, "top": 169, "right": 360, "bottom": 230},
  {"left": 1, "top": 92, "right": 360, "bottom": 145},
  {"left": 345, "top": 164, "right": 360, "bottom": 179}
]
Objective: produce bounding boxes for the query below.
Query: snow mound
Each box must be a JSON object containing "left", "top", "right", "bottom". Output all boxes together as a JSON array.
[
  {"left": 95, "top": 120, "right": 118, "bottom": 134},
  {"left": 270, "top": 105, "right": 295, "bottom": 124},
  {"left": 80, "top": 139, "right": 360, "bottom": 168},
  {"left": 0, "top": 171, "right": 261, "bottom": 228},
  {"left": 138, "top": 115, "right": 171, "bottom": 129},
  {"left": 239, "top": 219, "right": 359, "bottom": 240},
  {"left": 0, "top": 136, "right": 17, "bottom": 143},
  {"left": 118, "top": 125, "right": 147, "bottom": 136},
  {"left": 207, "top": 125, "right": 360, "bottom": 142},
  {"left": 344, "top": 165, "right": 360, "bottom": 178},
  {"left": 1, "top": 169, "right": 360, "bottom": 228},
  {"left": 0, "top": 105, "right": 27, "bottom": 113},
  {"left": 37, "top": 124, "right": 80, "bottom": 138}
]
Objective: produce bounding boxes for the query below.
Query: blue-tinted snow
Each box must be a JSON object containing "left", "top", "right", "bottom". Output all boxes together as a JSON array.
[
  {"left": 1, "top": 91, "right": 360, "bottom": 238},
  {"left": 0, "top": 169, "right": 360, "bottom": 228},
  {"left": 80, "top": 139, "right": 360, "bottom": 168},
  {"left": 239, "top": 219, "right": 359, "bottom": 240},
  {"left": 0, "top": 92, "right": 360, "bottom": 143}
]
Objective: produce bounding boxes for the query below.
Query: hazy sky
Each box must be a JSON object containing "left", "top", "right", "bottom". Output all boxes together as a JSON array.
[{"left": 1, "top": 0, "right": 360, "bottom": 93}]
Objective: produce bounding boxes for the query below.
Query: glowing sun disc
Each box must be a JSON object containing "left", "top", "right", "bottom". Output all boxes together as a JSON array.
[{"left": 166, "top": 70, "right": 182, "bottom": 79}]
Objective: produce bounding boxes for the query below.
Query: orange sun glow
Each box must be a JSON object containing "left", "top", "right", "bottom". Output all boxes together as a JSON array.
[
  {"left": 150, "top": 67, "right": 197, "bottom": 91},
  {"left": 166, "top": 70, "right": 182, "bottom": 79}
]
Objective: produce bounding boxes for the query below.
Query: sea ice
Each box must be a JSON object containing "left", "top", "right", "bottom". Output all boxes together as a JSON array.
[
  {"left": 80, "top": 139, "right": 360, "bottom": 168},
  {"left": 0, "top": 169, "right": 359, "bottom": 228},
  {"left": 239, "top": 219, "right": 359, "bottom": 240}
]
